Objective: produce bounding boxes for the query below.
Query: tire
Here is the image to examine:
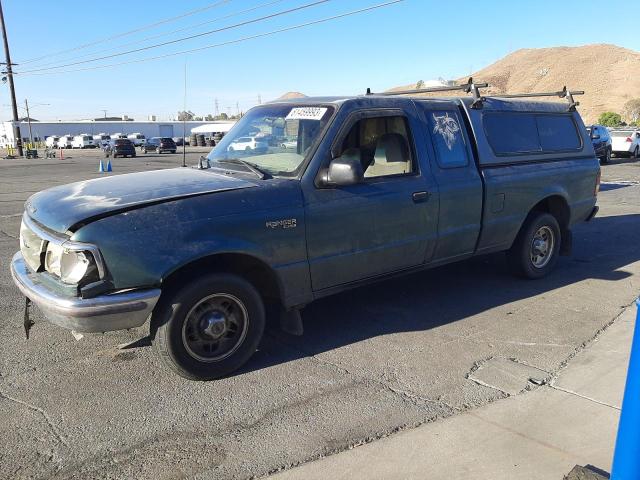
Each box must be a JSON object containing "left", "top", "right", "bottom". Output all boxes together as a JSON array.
[
  {"left": 245, "top": 146, "right": 251, "bottom": 151},
  {"left": 171, "top": 150, "right": 176, "bottom": 154},
  {"left": 152, "top": 273, "right": 265, "bottom": 380},
  {"left": 634, "top": 146, "right": 639, "bottom": 159},
  {"left": 600, "top": 147, "right": 611, "bottom": 165},
  {"left": 507, "top": 212, "right": 561, "bottom": 279},
  {"left": 157, "top": 150, "right": 162, "bottom": 154},
  {"left": 228, "top": 147, "right": 234, "bottom": 152},
  {"left": 132, "top": 153, "right": 136, "bottom": 157}
]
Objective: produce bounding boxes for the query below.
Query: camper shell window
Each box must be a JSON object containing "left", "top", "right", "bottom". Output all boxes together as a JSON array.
[{"left": 483, "top": 112, "right": 582, "bottom": 156}]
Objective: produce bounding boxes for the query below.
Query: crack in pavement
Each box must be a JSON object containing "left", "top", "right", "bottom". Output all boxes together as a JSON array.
[
  {"left": 546, "top": 384, "right": 621, "bottom": 411},
  {"left": 0, "top": 389, "right": 70, "bottom": 448}
]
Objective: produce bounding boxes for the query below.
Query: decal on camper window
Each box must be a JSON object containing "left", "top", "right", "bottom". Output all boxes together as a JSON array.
[{"left": 432, "top": 112, "right": 460, "bottom": 151}]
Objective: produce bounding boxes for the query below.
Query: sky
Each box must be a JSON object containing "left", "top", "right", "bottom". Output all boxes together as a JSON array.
[{"left": 2, "top": 0, "right": 638, "bottom": 121}]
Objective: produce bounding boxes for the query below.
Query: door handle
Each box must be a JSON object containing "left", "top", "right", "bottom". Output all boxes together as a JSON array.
[{"left": 412, "top": 191, "right": 430, "bottom": 203}]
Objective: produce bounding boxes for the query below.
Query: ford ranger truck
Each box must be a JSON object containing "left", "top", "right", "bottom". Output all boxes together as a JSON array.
[{"left": 11, "top": 87, "right": 600, "bottom": 380}]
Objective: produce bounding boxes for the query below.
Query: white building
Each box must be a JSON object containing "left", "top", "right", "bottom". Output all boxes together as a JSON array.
[{"left": 0, "top": 120, "right": 236, "bottom": 147}]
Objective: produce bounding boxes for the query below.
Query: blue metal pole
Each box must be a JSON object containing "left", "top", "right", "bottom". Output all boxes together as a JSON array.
[{"left": 611, "top": 298, "right": 640, "bottom": 480}]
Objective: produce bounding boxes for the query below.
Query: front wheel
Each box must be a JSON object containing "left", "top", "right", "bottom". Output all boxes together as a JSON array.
[
  {"left": 507, "top": 212, "right": 561, "bottom": 279},
  {"left": 152, "top": 274, "right": 265, "bottom": 380}
]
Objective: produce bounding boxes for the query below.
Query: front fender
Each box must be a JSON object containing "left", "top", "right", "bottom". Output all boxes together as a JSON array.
[{"left": 72, "top": 185, "right": 309, "bottom": 305}]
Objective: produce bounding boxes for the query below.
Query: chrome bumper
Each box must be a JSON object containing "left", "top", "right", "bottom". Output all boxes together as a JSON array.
[{"left": 11, "top": 252, "right": 160, "bottom": 333}]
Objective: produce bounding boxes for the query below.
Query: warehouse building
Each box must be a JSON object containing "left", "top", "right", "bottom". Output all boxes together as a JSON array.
[{"left": 0, "top": 119, "right": 235, "bottom": 147}]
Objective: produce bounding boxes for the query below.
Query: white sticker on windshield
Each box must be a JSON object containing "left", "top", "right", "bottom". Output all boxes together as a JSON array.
[{"left": 285, "top": 107, "right": 328, "bottom": 121}]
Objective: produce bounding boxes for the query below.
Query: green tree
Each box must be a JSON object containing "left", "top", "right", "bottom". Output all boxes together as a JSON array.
[
  {"left": 415, "top": 79, "right": 425, "bottom": 89},
  {"left": 205, "top": 114, "right": 214, "bottom": 121},
  {"left": 597, "top": 111, "right": 622, "bottom": 127},
  {"left": 177, "top": 110, "right": 195, "bottom": 121}
]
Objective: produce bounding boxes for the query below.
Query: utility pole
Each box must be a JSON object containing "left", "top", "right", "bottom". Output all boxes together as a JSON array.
[
  {"left": 257, "top": 94, "right": 262, "bottom": 105},
  {"left": 214, "top": 98, "right": 219, "bottom": 117},
  {"left": 236, "top": 101, "right": 239, "bottom": 117},
  {"left": 100, "top": 109, "right": 107, "bottom": 119},
  {"left": 24, "top": 98, "right": 32, "bottom": 145},
  {"left": 0, "top": 0, "right": 22, "bottom": 156},
  {"left": 182, "top": 62, "right": 186, "bottom": 168}
]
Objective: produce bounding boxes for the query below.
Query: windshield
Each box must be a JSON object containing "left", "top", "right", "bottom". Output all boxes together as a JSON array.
[{"left": 207, "top": 104, "right": 334, "bottom": 177}]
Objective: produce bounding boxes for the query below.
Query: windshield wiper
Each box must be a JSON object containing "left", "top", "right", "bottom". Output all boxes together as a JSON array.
[{"left": 215, "top": 158, "right": 272, "bottom": 179}]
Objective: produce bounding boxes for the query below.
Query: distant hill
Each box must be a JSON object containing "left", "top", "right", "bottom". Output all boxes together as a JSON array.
[
  {"left": 276, "top": 91, "right": 307, "bottom": 100},
  {"left": 391, "top": 44, "right": 640, "bottom": 123}
]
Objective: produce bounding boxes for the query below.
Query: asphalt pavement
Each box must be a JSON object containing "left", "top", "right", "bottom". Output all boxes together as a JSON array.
[{"left": 1, "top": 149, "right": 639, "bottom": 479}]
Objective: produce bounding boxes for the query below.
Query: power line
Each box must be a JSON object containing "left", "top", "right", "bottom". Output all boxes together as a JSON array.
[
  {"left": 16, "top": 1, "right": 404, "bottom": 77},
  {"left": 24, "top": 0, "right": 286, "bottom": 70},
  {"left": 18, "top": 0, "right": 331, "bottom": 74},
  {"left": 17, "top": 0, "right": 233, "bottom": 65}
]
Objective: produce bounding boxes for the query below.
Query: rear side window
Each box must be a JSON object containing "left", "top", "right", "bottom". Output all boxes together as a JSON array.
[
  {"left": 537, "top": 115, "right": 581, "bottom": 151},
  {"left": 427, "top": 110, "right": 469, "bottom": 168},
  {"left": 484, "top": 113, "right": 582, "bottom": 155}
]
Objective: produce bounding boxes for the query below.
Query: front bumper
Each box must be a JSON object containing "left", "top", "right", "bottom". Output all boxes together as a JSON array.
[{"left": 11, "top": 252, "right": 160, "bottom": 333}]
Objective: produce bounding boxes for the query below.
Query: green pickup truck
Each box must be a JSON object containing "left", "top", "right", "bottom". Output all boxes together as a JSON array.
[{"left": 11, "top": 82, "right": 600, "bottom": 380}]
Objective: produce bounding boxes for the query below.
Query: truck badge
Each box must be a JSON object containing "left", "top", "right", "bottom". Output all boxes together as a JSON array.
[{"left": 266, "top": 218, "right": 297, "bottom": 229}]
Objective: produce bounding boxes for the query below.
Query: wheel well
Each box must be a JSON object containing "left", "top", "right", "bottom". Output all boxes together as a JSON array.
[
  {"left": 161, "top": 253, "right": 283, "bottom": 304},
  {"left": 531, "top": 195, "right": 570, "bottom": 231}
]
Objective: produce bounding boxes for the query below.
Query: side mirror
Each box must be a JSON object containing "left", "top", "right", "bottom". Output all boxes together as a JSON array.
[{"left": 324, "top": 149, "right": 364, "bottom": 187}]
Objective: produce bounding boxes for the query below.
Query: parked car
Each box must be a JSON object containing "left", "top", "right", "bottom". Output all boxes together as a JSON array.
[
  {"left": 111, "top": 138, "right": 136, "bottom": 158},
  {"left": 227, "top": 136, "right": 268, "bottom": 152},
  {"left": 142, "top": 137, "right": 159, "bottom": 153},
  {"left": 71, "top": 134, "right": 95, "bottom": 149},
  {"left": 11, "top": 88, "right": 600, "bottom": 381},
  {"left": 156, "top": 137, "right": 177, "bottom": 154},
  {"left": 586, "top": 125, "right": 612, "bottom": 164},
  {"left": 280, "top": 139, "right": 297, "bottom": 149},
  {"left": 610, "top": 128, "right": 640, "bottom": 158}
]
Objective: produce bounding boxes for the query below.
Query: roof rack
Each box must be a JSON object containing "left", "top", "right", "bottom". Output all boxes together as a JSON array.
[
  {"left": 366, "top": 77, "right": 488, "bottom": 109},
  {"left": 491, "top": 86, "right": 585, "bottom": 111},
  {"left": 365, "top": 80, "right": 584, "bottom": 111}
]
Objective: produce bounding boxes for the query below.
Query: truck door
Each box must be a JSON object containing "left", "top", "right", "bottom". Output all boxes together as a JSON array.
[
  {"left": 303, "top": 108, "right": 438, "bottom": 292},
  {"left": 415, "top": 102, "right": 483, "bottom": 261}
]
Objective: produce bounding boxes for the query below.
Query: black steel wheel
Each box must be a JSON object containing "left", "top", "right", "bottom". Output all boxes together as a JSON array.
[{"left": 152, "top": 274, "right": 265, "bottom": 380}]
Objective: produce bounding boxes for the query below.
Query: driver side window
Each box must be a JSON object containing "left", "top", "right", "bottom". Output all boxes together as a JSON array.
[{"left": 339, "top": 115, "right": 414, "bottom": 179}]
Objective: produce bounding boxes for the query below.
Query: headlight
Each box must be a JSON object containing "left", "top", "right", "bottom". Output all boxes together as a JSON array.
[{"left": 45, "top": 243, "right": 94, "bottom": 284}]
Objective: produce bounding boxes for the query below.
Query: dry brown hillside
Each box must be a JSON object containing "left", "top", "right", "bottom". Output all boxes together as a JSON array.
[{"left": 392, "top": 44, "right": 640, "bottom": 124}]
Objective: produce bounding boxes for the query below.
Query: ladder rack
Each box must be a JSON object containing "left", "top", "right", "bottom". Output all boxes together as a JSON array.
[{"left": 365, "top": 79, "right": 584, "bottom": 111}]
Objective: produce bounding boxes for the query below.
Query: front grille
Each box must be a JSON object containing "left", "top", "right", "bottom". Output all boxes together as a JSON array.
[{"left": 19, "top": 219, "right": 45, "bottom": 272}]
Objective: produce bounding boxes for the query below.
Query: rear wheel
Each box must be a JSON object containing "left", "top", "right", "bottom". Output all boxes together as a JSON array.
[
  {"left": 152, "top": 274, "right": 265, "bottom": 380},
  {"left": 634, "top": 146, "right": 639, "bottom": 159},
  {"left": 507, "top": 212, "right": 561, "bottom": 279},
  {"left": 600, "top": 147, "right": 611, "bottom": 165}
]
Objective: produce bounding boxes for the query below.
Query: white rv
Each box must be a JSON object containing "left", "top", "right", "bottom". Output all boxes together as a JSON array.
[
  {"left": 45, "top": 136, "right": 60, "bottom": 148},
  {"left": 72, "top": 134, "right": 95, "bottom": 149},
  {"left": 57, "top": 135, "right": 74, "bottom": 149},
  {"left": 127, "top": 133, "right": 146, "bottom": 146},
  {"left": 93, "top": 134, "right": 111, "bottom": 148}
]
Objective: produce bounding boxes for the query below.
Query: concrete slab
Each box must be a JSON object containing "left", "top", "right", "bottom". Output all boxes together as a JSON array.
[
  {"left": 468, "top": 357, "right": 550, "bottom": 395},
  {"left": 554, "top": 306, "right": 635, "bottom": 409}
]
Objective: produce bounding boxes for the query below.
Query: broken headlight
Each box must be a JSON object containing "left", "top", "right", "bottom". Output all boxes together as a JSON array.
[{"left": 45, "top": 243, "right": 97, "bottom": 284}]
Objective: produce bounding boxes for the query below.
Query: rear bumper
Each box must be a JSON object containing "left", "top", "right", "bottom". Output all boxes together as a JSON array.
[
  {"left": 585, "top": 205, "right": 599, "bottom": 222},
  {"left": 11, "top": 252, "right": 160, "bottom": 333}
]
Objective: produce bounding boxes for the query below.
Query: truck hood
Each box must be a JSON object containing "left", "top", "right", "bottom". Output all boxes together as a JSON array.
[{"left": 25, "top": 168, "right": 257, "bottom": 233}]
